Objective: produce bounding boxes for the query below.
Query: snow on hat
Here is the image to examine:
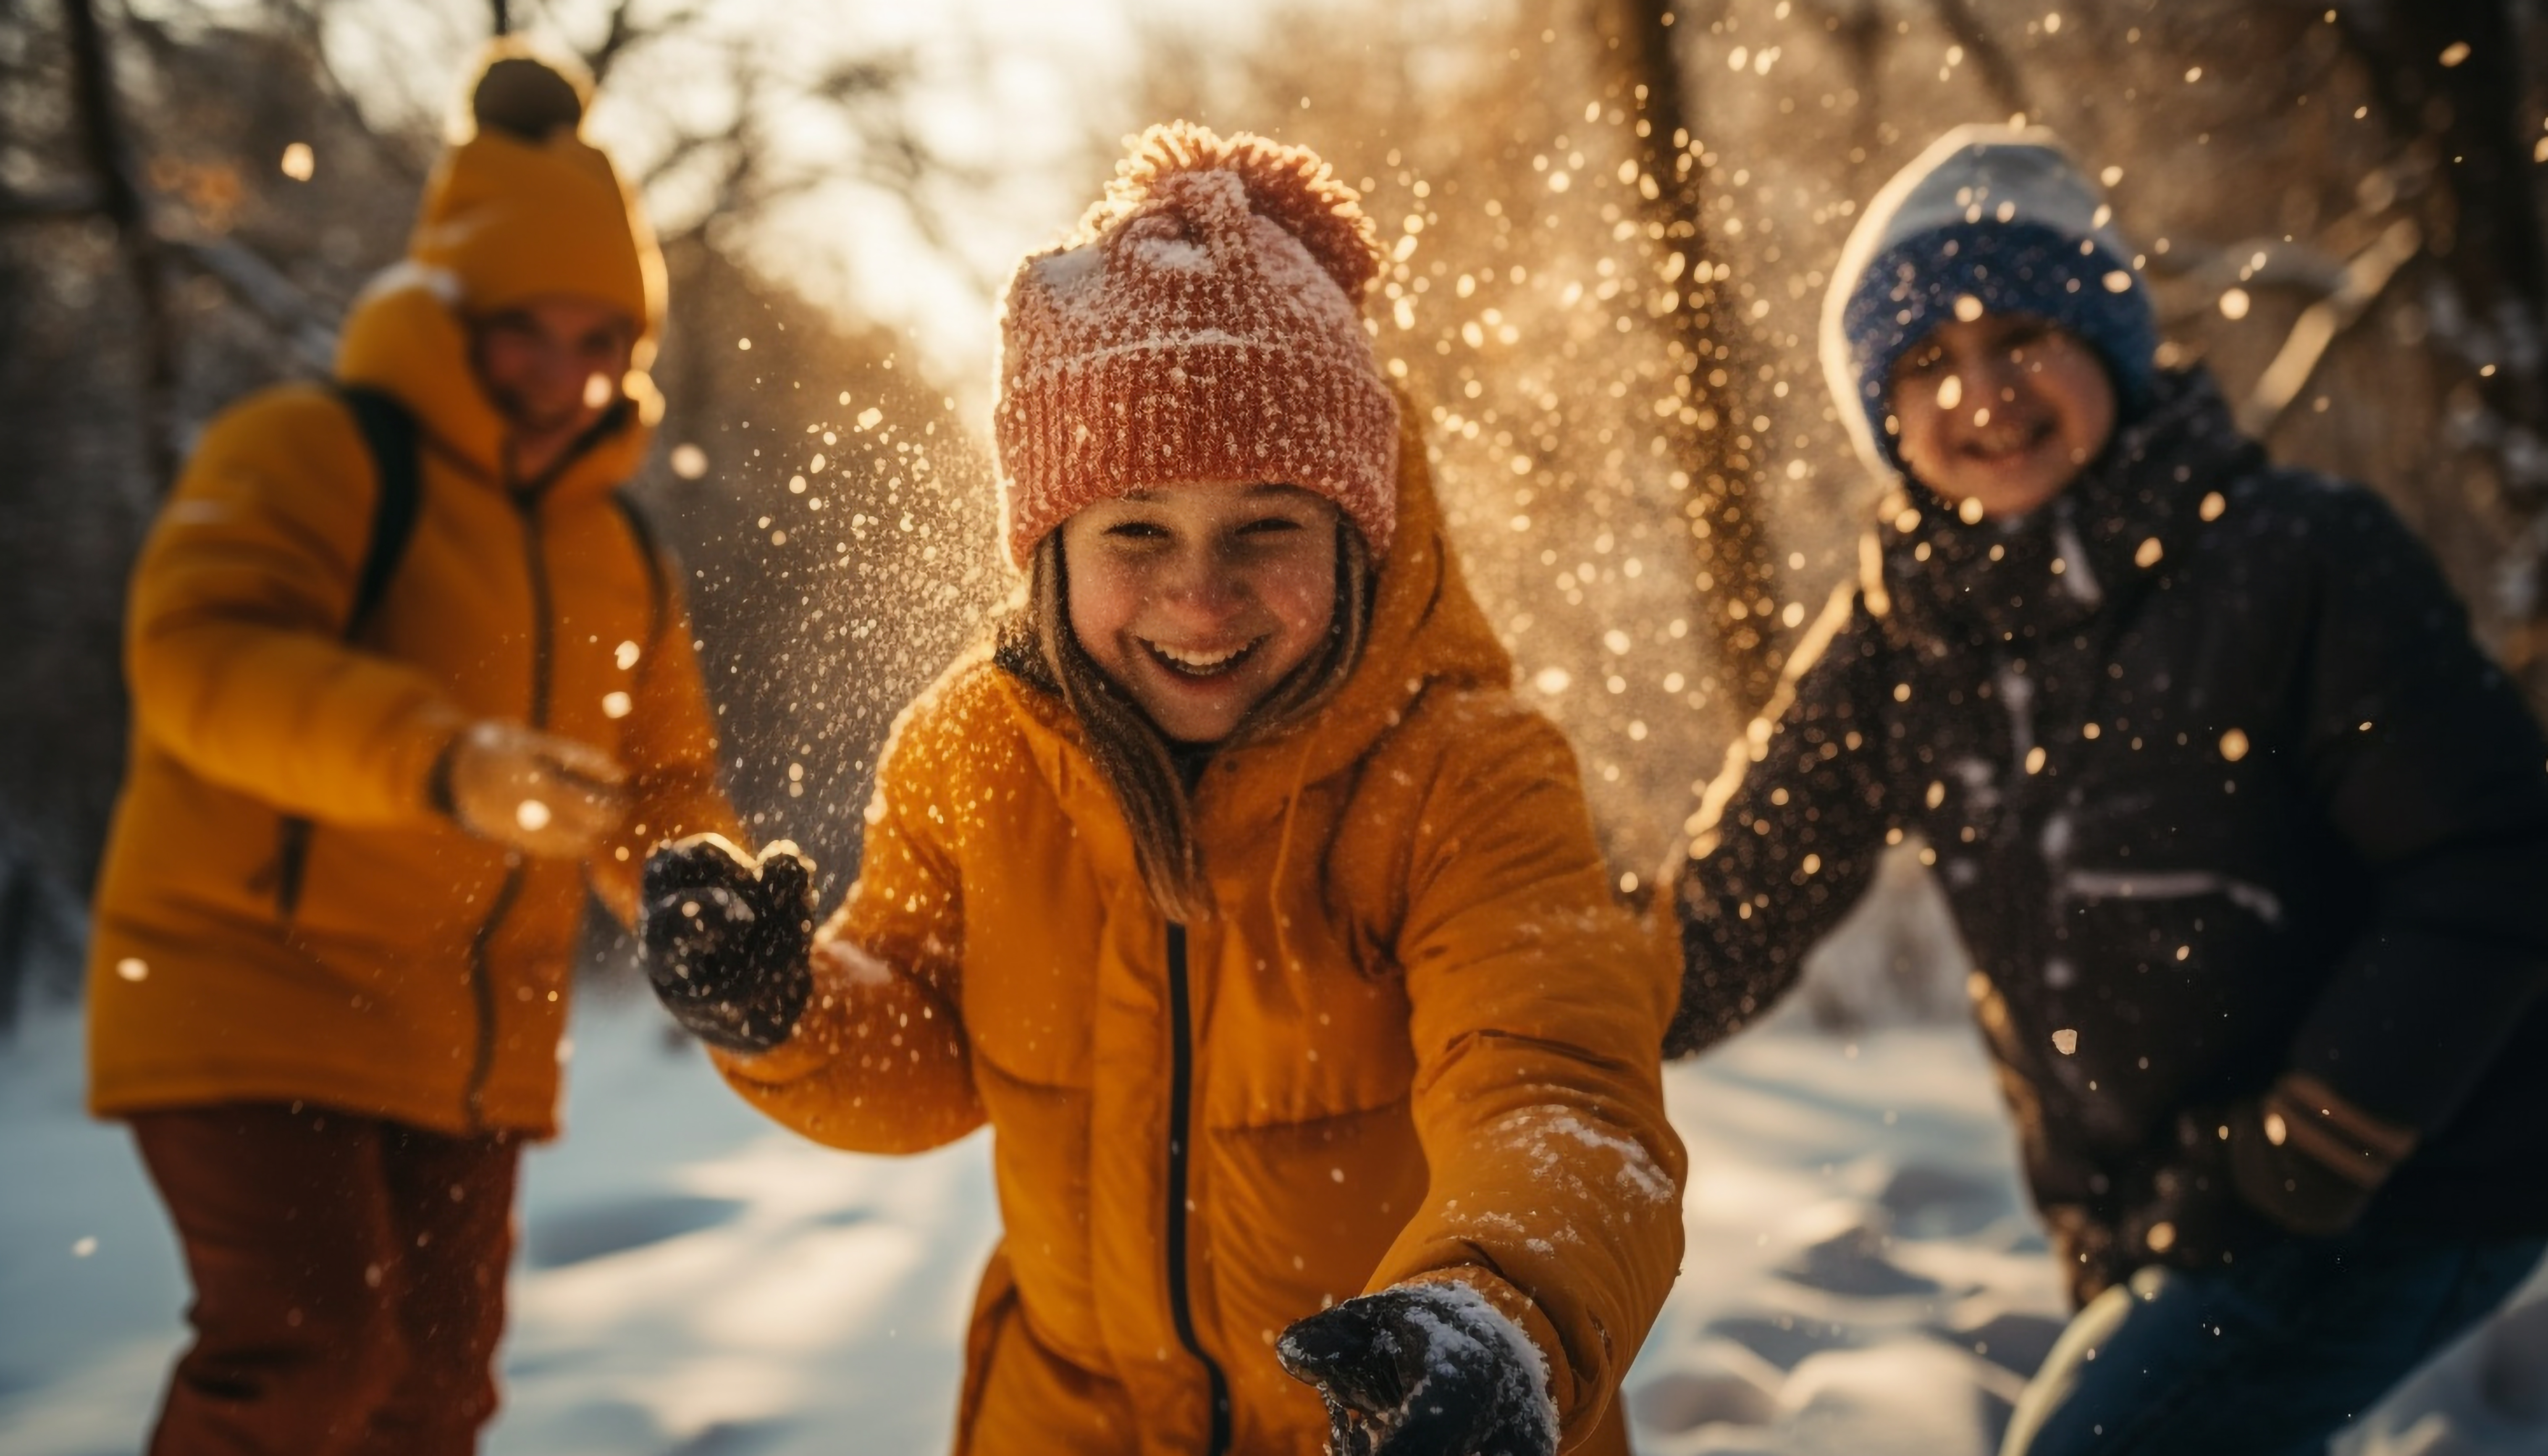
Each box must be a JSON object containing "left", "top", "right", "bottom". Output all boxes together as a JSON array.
[
  {"left": 1820, "top": 124, "right": 2156, "bottom": 475},
  {"left": 992, "top": 122, "right": 1400, "bottom": 567}
]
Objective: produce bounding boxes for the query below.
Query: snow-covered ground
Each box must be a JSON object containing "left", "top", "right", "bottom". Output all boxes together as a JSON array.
[{"left": 4, "top": 984, "right": 2543, "bottom": 1456}]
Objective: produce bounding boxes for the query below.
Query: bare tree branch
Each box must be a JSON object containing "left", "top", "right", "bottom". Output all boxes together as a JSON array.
[
  {"left": 2146, "top": 237, "right": 2353, "bottom": 320},
  {"left": 637, "top": 125, "right": 733, "bottom": 194},
  {"left": 164, "top": 234, "right": 339, "bottom": 376},
  {"left": 586, "top": 0, "right": 641, "bottom": 84},
  {"left": 633, "top": 35, "right": 1002, "bottom": 298},
  {"left": 120, "top": 1, "right": 434, "bottom": 198},
  {"left": 1928, "top": 0, "right": 2031, "bottom": 121},
  {"left": 0, "top": 182, "right": 109, "bottom": 219},
  {"left": 585, "top": 0, "right": 703, "bottom": 89},
  {"left": 2238, "top": 217, "right": 2425, "bottom": 438}
]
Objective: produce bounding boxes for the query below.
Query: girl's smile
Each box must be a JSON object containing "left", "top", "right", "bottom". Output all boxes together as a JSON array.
[{"left": 1142, "top": 634, "right": 1265, "bottom": 676}]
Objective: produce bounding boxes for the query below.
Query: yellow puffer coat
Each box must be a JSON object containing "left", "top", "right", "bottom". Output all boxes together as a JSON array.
[
  {"left": 716, "top": 441, "right": 1687, "bottom": 1455},
  {"left": 87, "top": 119, "right": 733, "bottom": 1138}
]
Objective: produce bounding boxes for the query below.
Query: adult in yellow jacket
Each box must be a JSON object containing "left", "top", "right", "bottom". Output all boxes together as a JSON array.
[
  {"left": 641, "top": 125, "right": 1685, "bottom": 1456},
  {"left": 85, "top": 50, "right": 736, "bottom": 1456}
]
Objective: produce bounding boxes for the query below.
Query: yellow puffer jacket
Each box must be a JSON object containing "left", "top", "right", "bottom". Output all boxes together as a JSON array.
[
  {"left": 87, "top": 119, "right": 733, "bottom": 1138},
  {"left": 716, "top": 439, "right": 1687, "bottom": 1455}
]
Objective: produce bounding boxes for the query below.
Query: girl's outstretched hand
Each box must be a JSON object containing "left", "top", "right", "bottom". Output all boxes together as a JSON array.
[
  {"left": 639, "top": 834, "right": 816, "bottom": 1052},
  {"left": 1275, "top": 1283, "right": 1559, "bottom": 1456}
]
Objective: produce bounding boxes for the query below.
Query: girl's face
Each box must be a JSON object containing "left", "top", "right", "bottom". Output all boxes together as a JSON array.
[
  {"left": 1061, "top": 480, "right": 1343, "bottom": 745},
  {"left": 1887, "top": 313, "right": 2118, "bottom": 519}
]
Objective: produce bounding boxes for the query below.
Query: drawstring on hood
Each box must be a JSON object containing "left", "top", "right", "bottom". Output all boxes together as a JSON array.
[{"left": 1262, "top": 727, "right": 1321, "bottom": 982}]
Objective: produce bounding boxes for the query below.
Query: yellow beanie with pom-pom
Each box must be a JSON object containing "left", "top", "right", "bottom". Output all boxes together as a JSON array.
[{"left": 407, "top": 42, "right": 662, "bottom": 333}]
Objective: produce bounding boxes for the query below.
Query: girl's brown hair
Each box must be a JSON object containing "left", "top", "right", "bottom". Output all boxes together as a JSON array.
[{"left": 993, "top": 517, "right": 1374, "bottom": 923}]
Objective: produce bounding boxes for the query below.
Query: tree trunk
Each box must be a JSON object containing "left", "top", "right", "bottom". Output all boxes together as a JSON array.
[
  {"left": 61, "top": 0, "right": 179, "bottom": 491},
  {"left": 0, "top": 861, "right": 35, "bottom": 1036},
  {"left": 2338, "top": 0, "right": 2548, "bottom": 689},
  {"left": 1584, "top": 0, "right": 1783, "bottom": 716}
]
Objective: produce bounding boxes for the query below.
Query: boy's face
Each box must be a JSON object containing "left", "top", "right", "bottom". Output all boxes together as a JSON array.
[
  {"left": 468, "top": 294, "right": 638, "bottom": 443},
  {"left": 1061, "top": 481, "right": 1342, "bottom": 745},
  {"left": 1887, "top": 312, "right": 2118, "bottom": 519}
]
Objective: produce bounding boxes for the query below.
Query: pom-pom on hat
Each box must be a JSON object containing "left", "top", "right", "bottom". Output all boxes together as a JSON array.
[
  {"left": 993, "top": 122, "right": 1400, "bottom": 566},
  {"left": 409, "top": 40, "right": 662, "bottom": 335},
  {"left": 1820, "top": 124, "right": 2157, "bottom": 475},
  {"left": 471, "top": 54, "right": 588, "bottom": 142}
]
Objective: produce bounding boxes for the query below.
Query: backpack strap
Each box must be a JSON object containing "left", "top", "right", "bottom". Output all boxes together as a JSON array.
[
  {"left": 611, "top": 491, "right": 672, "bottom": 652},
  {"left": 333, "top": 384, "right": 423, "bottom": 639},
  {"left": 268, "top": 385, "right": 422, "bottom": 923}
]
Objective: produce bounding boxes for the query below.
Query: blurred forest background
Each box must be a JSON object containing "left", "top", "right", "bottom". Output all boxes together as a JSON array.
[{"left": 5, "top": 0, "right": 2548, "bottom": 1027}]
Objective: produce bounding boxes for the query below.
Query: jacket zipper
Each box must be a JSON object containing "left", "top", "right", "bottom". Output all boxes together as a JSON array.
[
  {"left": 460, "top": 488, "right": 554, "bottom": 1127},
  {"left": 1164, "top": 921, "right": 1233, "bottom": 1454},
  {"left": 462, "top": 864, "right": 524, "bottom": 1126}
]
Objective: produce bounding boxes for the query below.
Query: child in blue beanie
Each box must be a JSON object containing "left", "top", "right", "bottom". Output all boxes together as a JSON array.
[
  {"left": 1823, "top": 125, "right": 2155, "bottom": 519},
  {"left": 1669, "top": 124, "right": 2548, "bottom": 1453}
]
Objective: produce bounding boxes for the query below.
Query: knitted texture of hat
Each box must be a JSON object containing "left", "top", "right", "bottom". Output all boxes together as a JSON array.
[
  {"left": 409, "top": 42, "right": 662, "bottom": 331},
  {"left": 1819, "top": 124, "right": 2156, "bottom": 475},
  {"left": 993, "top": 122, "right": 1399, "bottom": 566}
]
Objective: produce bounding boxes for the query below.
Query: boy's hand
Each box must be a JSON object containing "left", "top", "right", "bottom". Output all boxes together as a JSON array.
[
  {"left": 1276, "top": 1284, "right": 1559, "bottom": 1456},
  {"left": 639, "top": 834, "right": 816, "bottom": 1052},
  {"left": 439, "top": 719, "right": 630, "bottom": 858},
  {"left": 2118, "top": 1073, "right": 2416, "bottom": 1271},
  {"left": 2223, "top": 1072, "right": 2418, "bottom": 1238}
]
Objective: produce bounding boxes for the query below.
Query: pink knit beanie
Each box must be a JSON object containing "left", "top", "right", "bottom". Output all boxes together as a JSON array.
[{"left": 993, "top": 122, "right": 1401, "bottom": 566}]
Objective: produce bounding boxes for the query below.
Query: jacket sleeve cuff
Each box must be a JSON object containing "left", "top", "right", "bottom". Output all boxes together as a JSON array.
[
  {"left": 424, "top": 720, "right": 469, "bottom": 821},
  {"left": 394, "top": 704, "right": 473, "bottom": 824},
  {"left": 2260, "top": 1068, "right": 2419, "bottom": 1189},
  {"left": 706, "top": 1028, "right": 832, "bottom": 1087}
]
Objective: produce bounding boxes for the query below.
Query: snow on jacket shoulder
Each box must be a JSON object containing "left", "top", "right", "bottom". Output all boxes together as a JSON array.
[
  {"left": 87, "top": 273, "right": 737, "bottom": 1139},
  {"left": 714, "top": 439, "right": 1687, "bottom": 1456},
  {"left": 1670, "top": 367, "right": 2548, "bottom": 1238}
]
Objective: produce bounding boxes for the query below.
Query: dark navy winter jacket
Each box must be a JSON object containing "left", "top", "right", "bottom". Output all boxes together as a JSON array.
[{"left": 1668, "top": 368, "right": 2548, "bottom": 1241}]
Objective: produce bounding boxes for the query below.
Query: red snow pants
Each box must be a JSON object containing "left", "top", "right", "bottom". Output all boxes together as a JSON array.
[{"left": 130, "top": 1102, "right": 520, "bottom": 1456}]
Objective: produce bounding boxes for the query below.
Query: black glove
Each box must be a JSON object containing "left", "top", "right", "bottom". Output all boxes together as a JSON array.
[
  {"left": 2223, "top": 1070, "right": 2418, "bottom": 1238},
  {"left": 640, "top": 833, "right": 816, "bottom": 1052},
  {"left": 1275, "top": 1284, "right": 1558, "bottom": 1456},
  {"left": 2117, "top": 1072, "right": 2418, "bottom": 1273}
]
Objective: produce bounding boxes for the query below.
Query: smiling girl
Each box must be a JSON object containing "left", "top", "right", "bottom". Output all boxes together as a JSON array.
[{"left": 635, "top": 124, "right": 1686, "bottom": 1456}]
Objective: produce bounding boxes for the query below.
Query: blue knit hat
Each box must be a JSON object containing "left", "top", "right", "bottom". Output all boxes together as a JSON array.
[{"left": 1819, "top": 125, "right": 2157, "bottom": 474}]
